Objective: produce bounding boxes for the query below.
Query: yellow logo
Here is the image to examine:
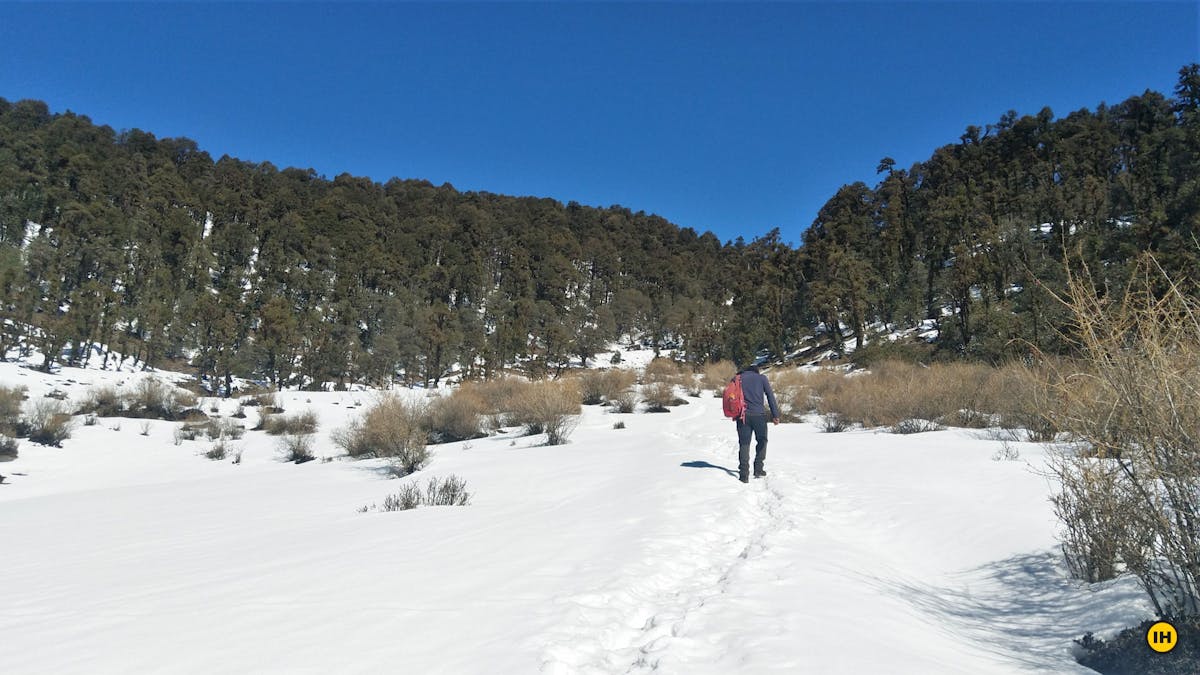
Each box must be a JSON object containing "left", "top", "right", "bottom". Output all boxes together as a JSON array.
[{"left": 1147, "top": 621, "right": 1178, "bottom": 653}]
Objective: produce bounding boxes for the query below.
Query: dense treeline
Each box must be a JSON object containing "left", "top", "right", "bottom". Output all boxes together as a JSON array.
[{"left": 1, "top": 65, "right": 1198, "bottom": 390}]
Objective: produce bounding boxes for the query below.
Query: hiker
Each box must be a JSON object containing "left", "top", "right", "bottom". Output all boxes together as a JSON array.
[{"left": 734, "top": 364, "right": 780, "bottom": 483}]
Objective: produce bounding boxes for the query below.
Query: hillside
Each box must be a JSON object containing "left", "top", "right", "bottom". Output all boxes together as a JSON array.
[{"left": 2, "top": 65, "right": 1199, "bottom": 387}]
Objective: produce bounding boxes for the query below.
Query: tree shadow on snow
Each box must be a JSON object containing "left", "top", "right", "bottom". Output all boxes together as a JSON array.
[
  {"left": 681, "top": 460, "right": 738, "bottom": 477},
  {"left": 858, "top": 550, "right": 1147, "bottom": 672}
]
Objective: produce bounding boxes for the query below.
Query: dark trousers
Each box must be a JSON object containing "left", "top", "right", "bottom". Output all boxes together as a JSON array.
[{"left": 736, "top": 414, "right": 769, "bottom": 476}]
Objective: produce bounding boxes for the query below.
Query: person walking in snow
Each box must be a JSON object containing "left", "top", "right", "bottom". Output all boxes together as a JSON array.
[{"left": 735, "top": 364, "right": 780, "bottom": 483}]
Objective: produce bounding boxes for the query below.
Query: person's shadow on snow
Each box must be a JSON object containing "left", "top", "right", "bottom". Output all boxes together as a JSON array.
[{"left": 681, "top": 461, "right": 738, "bottom": 477}]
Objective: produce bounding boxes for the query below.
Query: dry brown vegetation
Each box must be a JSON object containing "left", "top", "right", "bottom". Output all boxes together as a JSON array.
[
  {"left": 427, "top": 388, "right": 487, "bottom": 442},
  {"left": 783, "top": 360, "right": 1051, "bottom": 436},
  {"left": 643, "top": 357, "right": 684, "bottom": 385},
  {"left": 701, "top": 360, "right": 736, "bottom": 394},
  {"left": 77, "top": 378, "right": 200, "bottom": 420},
  {"left": 1042, "top": 257, "right": 1200, "bottom": 617},
  {"left": 575, "top": 369, "right": 637, "bottom": 405},
  {"left": 333, "top": 394, "right": 430, "bottom": 474},
  {"left": 261, "top": 410, "right": 319, "bottom": 436},
  {"left": 508, "top": 379, "right": 582, "bottom": 445}
]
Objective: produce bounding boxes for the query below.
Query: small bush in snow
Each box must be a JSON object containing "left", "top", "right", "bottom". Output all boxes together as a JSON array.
[
  {"left": 83, "top": 413, "right": 98, "bottom": 427},
  {"left": 510, "top": 380, "right": 581, "bottom": 445},
  {"left": 0, "top": 384, "right": 27, "bottom": 431},
  {"left": 140, "top": 421, "right": 152, "bottom": 436},
  {"left": 130, "top": 378, "right": 175, "bottom": 418},
  {"left": 821, "top": 413, "right": 849, "bottom": 433},
  {"left": 701, "top": 360, "right": 736, "bottom": 394},
  {"left": 0, "top": 434, "right": 18, "bottom": 460},
  {"left": 279, "top": 433, "right": 315, "bottom": 464},
  {"left": 613, "top": 421, "right": 625, "bottom": 430},
  {"left": 610, "top": 390, "right": 638, "bottom": 414},
  {"left": 891, "top": 418, "right": 943, "bottom": 434},
  {"left": 366, "top": 475, "right": 472, "bottom": 512},
  {"left": 427, "top": 389, "right": 487, "bottom": 443},
  {"left": 206, "top": 441, "right": 228, "bottom": 461},
  {"left": 240, "top": 393, "right": 275, "bottom": 408},
  {"left": 642, "top": 381, "right": 676, "bottom": 413},
  {"left": 576, "top": 369, "right": 636, "bottom": 405},
  {"left": 768, "top": 369, "right": 819, "bottom": 420},
  {"left": 262, "top": 410, "right": 319, "bottom": 436},
  {"left": 80, "top": 385, "right": 125, "bottom": 417},
  {"left": 23, "top": 399, "right": 73, "bottom": 446},
  {"left": 334, "top": 394, "right": 429, "bottom": 474},
  {"left": 643, "top": 357, "right": 683, "bottom": 385},
  {"left": 460, "top": 378, "right": 526, "bottom": 428}
]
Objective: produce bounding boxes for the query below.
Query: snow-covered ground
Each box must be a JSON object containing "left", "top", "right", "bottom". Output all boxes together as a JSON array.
[{"left": 0, "top": 359, "right": 1151, "bottom": 674}]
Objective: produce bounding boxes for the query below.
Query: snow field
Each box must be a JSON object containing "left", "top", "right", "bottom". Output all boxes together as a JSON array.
[{"left": 0, "top": 361, "right": 1151, "bottom": 673}]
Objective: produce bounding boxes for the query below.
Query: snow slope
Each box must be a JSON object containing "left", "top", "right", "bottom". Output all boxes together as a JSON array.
[{"left": 0, "top": 361, "right": 1150, "bottom": 674}]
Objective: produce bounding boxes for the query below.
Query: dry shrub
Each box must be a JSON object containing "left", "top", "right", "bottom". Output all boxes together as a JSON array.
[
  {"left": 806, "top": 361, "right": 1053, "bottom": 434},
  {"left": 642, "top": 381, "right": 676, "bottom": 413},
  {"left": 206, "top": 440, "right": 228, "bottom": 461},
  {"left": 643, "top": 357, "right": 683, "bottom": 385},
  {"left": 510, "top": 380, "right": 581, "bottom": 445},
  {"left": 241, "top": 392, "right": 279, "bottom": 409},
  {"left": 610, "top": 390, "right": 638, "bottom": 414},
  {"left": 989, "top": 360, "right": 1060, "bottom": 441},
  {"left": 1043, "top": 256, "right": 1200, "bottom": 616},
  {"left": 768, "top": 369, "right": 820, "bottom": 421},
  {"left": 701, "top": 360, "right": 736, "bottom": 393},
  {"left": 461, "top": 377, "right": 528, "bottom": 427},
  {"left": 262, "top": 410, "right": 319, "bottom": 436},
  {"left": 80, "top": 385, "right": 124, "bottom": 417},
  {"left": 576, "top": 369, "right": 637, "bottom": 405},
  {"left": 279, "top": 433, "right": 315, "bottom": 464},
  {"left": 0, "top": 434, "right": 18, "bottom": 460},
  {"left": 368, "top": 474, "right": 472, "bottom": 512},
  {"left": 23, "top": 399, "right": 73, "bottom": 446},
  {"left": 0, "top": 384, "right": 26, "bottom": 420},
  {"left": 334, "top": 394, "right": 429, "bottom": 474},
  {"left": 427, "top": 388, "right": 487, "bottom": 443}
]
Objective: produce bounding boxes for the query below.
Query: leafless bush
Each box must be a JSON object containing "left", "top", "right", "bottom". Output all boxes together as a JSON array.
[
  {"left": 642, "top": 381, "right": 676, "bottom": 413},
  {"left": 262, "top": 410, "right": 319, "bottom": 436},
  {"left": 0, "top": 434, "right": 17, "bottom": 460},
  {"left": 643, "top": 357, "right": 683, "bottom": 385},
  {"left": 241, "top": 392, "right": 280, "bottom": 409},
  {"left": 368, "top": 474, "right": 472, "bottom": 512},
  {"left": 509, "top": 380, "right": 581, "bottom": 445},
  {"left": 80, "top": 385, "right": 124, "bottom": 417},
  {"left": 333, "top": 394, "right": 429, "bottom": 474},
  {"left": 427, "top": 389, "right": 486, "bottom": 443},
  {"left": 462, "top": 377, "right": 527, "bottom": 428},
  {"left": 576, "top": 369, "right": 637, "bottom": 405},
  {"left": 768, "top": 369, "right": 819, "bottom": 421},
  {"left": 0, "top": 384, "right": 25, "bottom": 428},
  {"left": 701, "top": 360, "right": 736, "bottom": 393},
  {"left": 610, "top": 390, "right": 638, "bottom": 414},
  {"left": 279, "top": 433, "right": 315, "bottom": 464},
  {"left": 206, "top": 440, "right": 228, "bottom": 461},
  {"left": 1043, "top": 256, "right": 1200, "bottom": 617},
  {"left": 821, "top": 412, "right": 850, "bottom": 433},
  {"left": 23, "top": 399, "right": 73, "bottom": 446}
]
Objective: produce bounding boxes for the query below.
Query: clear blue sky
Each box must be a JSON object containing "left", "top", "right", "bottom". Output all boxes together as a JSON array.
[{"left": 1, "top": 2, "right": 1197, "bottom": 245}]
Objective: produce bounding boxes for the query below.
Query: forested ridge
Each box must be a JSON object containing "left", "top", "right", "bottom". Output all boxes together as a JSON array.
[{"left": 1, "top": 65, "right": 1198, "bottom": 391}]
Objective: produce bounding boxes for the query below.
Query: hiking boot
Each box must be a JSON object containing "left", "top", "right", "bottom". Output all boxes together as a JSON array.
[
  {"left": 738, "top": 472, "right": 750, "bottom": 484},
  {"left": 754, "top": 469, "right": 767, "bottom": 478}
]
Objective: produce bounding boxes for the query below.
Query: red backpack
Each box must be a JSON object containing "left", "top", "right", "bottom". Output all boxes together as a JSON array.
[{"left": 722, "top": 375, "right": 746, "bottom": 421}]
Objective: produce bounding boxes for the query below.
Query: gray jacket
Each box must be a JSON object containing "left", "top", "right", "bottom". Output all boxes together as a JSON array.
[{"left": 739, "top": 368, "right": 780, "bottom": 419}]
